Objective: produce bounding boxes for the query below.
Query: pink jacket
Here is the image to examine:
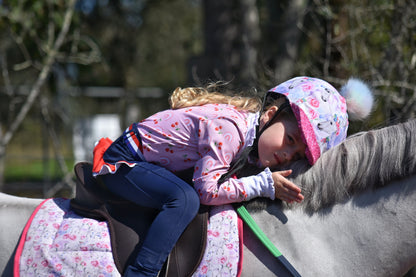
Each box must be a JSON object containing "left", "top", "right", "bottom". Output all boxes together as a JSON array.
[{"left": 136, "top": 104, "right": 274, "bottom": 205}]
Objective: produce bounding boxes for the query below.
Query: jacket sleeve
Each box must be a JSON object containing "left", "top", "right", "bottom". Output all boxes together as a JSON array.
[{"left": 193, "top": 116, "right": 275, "bottom": 205}]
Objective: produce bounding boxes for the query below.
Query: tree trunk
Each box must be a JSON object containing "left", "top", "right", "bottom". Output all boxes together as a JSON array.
[
  {"left": 270, "top": 0, "right": 308, "bottom": 82},
  {"left": 188, "top": 0, "right": 260, "bottom": 89},
  {"left": 0, "top": 132, "right": 4, "bottom": 191}
]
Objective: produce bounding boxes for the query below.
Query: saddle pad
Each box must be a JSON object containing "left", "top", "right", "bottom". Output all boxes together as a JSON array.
[
  {"left": 14, "top": 198, "right": 119, "bottom": 277},
  {"left": 15, "top": 198, "right": 243, "bottom": 277},
  {"left": 194, "top": 205, "right": 243, "bottom": 277}
]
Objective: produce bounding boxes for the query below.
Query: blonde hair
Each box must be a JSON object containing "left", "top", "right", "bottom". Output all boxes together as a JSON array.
[{"left": 169, "top": 86, "right": 261, "bottom": 113}]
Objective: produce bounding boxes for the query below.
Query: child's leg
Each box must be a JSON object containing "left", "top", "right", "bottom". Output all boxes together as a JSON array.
[{"left": 100, "top": 163, "right": 200, "bottom": 277}]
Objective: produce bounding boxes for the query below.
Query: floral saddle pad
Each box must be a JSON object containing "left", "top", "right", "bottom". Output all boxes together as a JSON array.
[{"left": 14, "top": 198, "right": 243, "bottom": 277}]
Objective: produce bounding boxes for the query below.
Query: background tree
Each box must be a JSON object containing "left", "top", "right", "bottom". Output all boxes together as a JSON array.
[
  {"left": 293, "top": 0, "right": 416, "bottom": 128},
  {"left": 0, "top": 0, "right": 100, "bottom": 191},
  {"left": 188, "top": 0, "right": 260, "bottom": 89}
]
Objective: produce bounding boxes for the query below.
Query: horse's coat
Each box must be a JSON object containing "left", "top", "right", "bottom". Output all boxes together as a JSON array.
[
  {"left": 1, "top": 119, "right": 416, "bottom": 276},
  {"left": 242, "top": 173, "right": 416, "bottom": 276}
]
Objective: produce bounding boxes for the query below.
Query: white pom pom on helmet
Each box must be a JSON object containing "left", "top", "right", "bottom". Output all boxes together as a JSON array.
[
  {"left": 340, "top": 78, "right": 374, "bottom": 121},
  {"left": 267, "top": 76, "right": 374, "bottom": 165}
]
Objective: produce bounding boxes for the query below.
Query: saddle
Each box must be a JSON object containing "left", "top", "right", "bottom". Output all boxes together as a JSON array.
[{"left": 70, "top": 162, "right": 208, "bottom": 277}]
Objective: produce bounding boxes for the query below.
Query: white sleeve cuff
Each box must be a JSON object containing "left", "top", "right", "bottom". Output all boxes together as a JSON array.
[{"left": 239, "top": 167, "right": 275, "bottom": 200}]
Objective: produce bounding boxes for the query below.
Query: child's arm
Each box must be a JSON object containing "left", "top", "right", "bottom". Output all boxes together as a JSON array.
[
  {"left": 194, "top": 115, "right": 275, "bottom": 205},
  {"left": 271, "top": 170, "right": 304, "bottom": 203},
  {"left": 193, "top": 161, "right": 276, "bottom": 205}
]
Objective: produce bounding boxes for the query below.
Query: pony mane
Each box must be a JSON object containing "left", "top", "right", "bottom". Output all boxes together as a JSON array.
[
  {"left": 291, "top": 119, "right": 416, "bottom": 211},
  {"left": 246, "top": 119, "right": 416, "bottom": 212}
]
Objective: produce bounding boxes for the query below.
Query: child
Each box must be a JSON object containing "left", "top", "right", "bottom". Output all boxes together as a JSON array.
[{"left": 92, "top": 76, "right": 373, "bottom": 276}]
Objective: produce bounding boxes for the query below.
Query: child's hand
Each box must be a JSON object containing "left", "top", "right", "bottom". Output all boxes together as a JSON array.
[{"left": 272, "top": 170, "right": 304, "bottom": 203}]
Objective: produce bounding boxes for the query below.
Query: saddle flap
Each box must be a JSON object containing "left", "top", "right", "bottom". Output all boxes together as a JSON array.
[
  {"left": 168, "top": 206, "right": 209, "bottom": 277},
  {"left": 73, "top": 162, "right": 105, "bottom": 209}
]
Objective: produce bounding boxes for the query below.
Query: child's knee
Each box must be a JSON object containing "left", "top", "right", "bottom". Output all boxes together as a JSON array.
[
  {"left": 185, "top": 188, "right": 200, "bottom": 211},
  {"left": 174, "top": 187, "right": 200, "bottom": 218}
]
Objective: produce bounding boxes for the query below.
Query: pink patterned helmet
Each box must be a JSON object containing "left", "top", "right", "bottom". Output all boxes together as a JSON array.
[{"left": 268, "top": 76, "right": 372, "bottom": 165}]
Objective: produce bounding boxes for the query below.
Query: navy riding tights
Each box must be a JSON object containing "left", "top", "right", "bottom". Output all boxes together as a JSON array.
[{"left": 100, "top": 163, "right": 200, "bottom": 277}]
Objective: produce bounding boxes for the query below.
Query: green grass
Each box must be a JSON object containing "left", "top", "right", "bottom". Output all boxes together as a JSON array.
[
  {"left": 3, "top": 115, "right": 75, "bottom": 182},
  {"left": 5, "top": 158, "right": 75, "bottom": 182}
]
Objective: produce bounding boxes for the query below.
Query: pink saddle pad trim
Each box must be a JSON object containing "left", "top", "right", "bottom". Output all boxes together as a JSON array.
[
  {"left": 14, "top": 198, "right": 51, "bottom": 277},
  {"left": 237, "top": 215, "right": 243, "bottom": 277}
]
